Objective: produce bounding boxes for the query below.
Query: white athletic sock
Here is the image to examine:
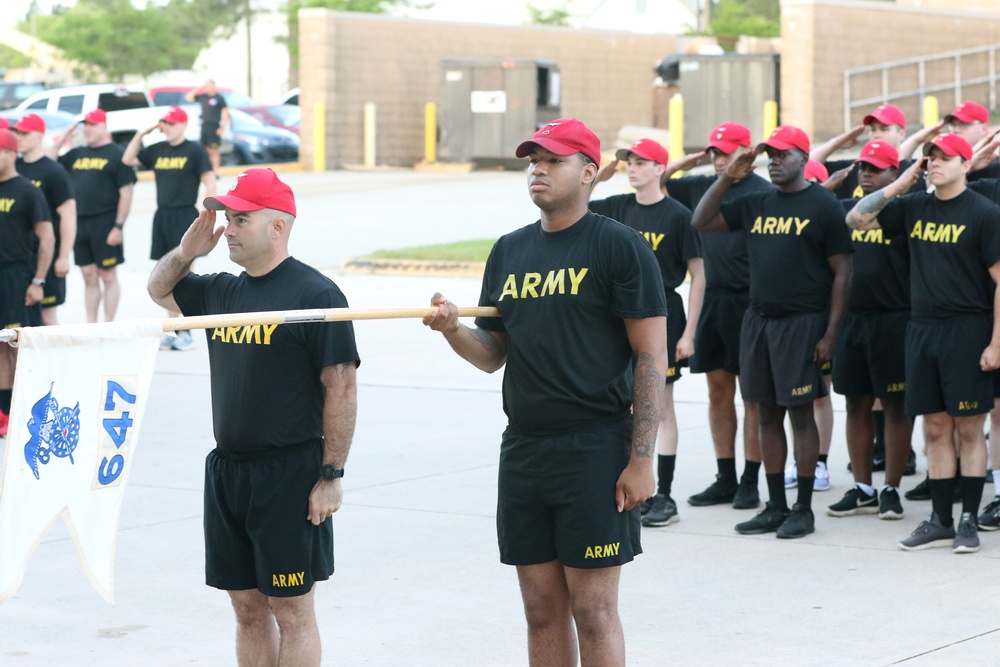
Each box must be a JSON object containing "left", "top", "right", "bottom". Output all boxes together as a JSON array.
[{"left": 856, "top": 482, "right": 875, "bottom": 496}]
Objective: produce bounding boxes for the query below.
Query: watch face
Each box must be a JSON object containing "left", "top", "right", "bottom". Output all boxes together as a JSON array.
[{"left": 320, "top": 464, "right": 343, "bottom": 480}]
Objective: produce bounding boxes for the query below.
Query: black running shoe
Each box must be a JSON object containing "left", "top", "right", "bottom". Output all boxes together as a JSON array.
[
  {"left": 826, "top": 486, "right": 878, "bottom": 517},
  {"left": 977, "top": 497, "right": 1000, "bottom": 531},
  {"left": 776, "top": 503, "right": 815, "bottom": 539},
  {"left": 641, "top": 494, "right": 679, "bottom": 527},
  {"left": 879, "top": 487, "right": 904, "bottom": 520},
  {"left": 735, "top": 501, "right": 788, "bottom": 535},
  {"left": 904, "top": 475, "right": 931, "bottom": 501},
  {"left": 732, "top": 478, "right": 761, "bottom": 510},
  {"left": 687, "top": 475, "right": 738, "bottom": 506}
]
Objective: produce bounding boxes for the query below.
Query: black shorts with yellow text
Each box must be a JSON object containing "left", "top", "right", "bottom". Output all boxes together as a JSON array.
[
  {"left": 74, "top": 212, "right": 124, "bottom": 268},
  {"left": 150, "top": 206, "right": 197, "bottom": 260},
  {"left": 832, "top": 310, "right": 908, "bottom": 398},
  {"left": 665, "top": 290, "right": 687, "bottom": 385},
  {"left": 690, "top": 288, "right": 748, "bottom": 376},
  {"left": 905, "top": 315, "right": 994, "bottom": 417},
  {"left": 497, "top": 415, "right": 641, "bottom": 569},
  {"left": 0, "top": 263, "right": 42, "bottom": 328},
  {"left": 739, "top": 308, "right": 829, "bottom": 406}
]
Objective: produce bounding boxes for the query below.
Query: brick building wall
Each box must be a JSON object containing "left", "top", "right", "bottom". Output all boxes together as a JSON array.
[
  {"left": 297, "top": 10, "right": 677, "bottom": 169},
  {"left": 782, "top": 0, "right": 1000, "bottom": 143}
]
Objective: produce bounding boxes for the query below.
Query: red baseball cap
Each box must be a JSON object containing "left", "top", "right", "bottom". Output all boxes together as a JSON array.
[
  {"left": 83, "top": 108, "right": 107, "bottom": 125},
  {"left": 863, "top": 104, "right": 906, "bottom": 129},
  {"left": 945, "top": 101, "right": 989, "bottom": 125},
  {"left": 615, "top": 138, "right": 668, "bottom": 166},
  {"left": 160, "top": 106, "right": 188, "bottom": 124},
  {"left": 854, "top": 140, "right": 900, "bottom": 169},
  {"left": 804, "top": 160, "right": 829, "bottom": 182},
  {"left": 757, "top": 126, "right": 811, "bottom": 154},
  {"left": 204, "top": 168, "right": 297, "bottom": 217},
  {"left": 515, "top": 118, "right": 601, "bottom": 166},
  {"left": 923, "top": 132, "right": 973, "bottom": 161},
  {"left": 707, "top": 122, "right": 751, "bottom": 154},
  {"left": 0, "top": 118, "right": 9, "bottom": 131},
  {"left": 0, "top": 129, "right": 17, "bottom": 152},
  {"left": 13, "top": 113, "right": 45, "bottom": 134}
]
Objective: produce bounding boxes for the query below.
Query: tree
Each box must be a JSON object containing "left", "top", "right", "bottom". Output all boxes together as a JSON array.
[
  {"left": 707, "top": 0, "right": 780, "bottom": 49},
  {"left": 526, "top": 2, "right": 573, "bottom": 27}
]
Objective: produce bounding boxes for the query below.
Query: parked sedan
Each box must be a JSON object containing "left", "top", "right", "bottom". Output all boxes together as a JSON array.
[
  {"left": 240, "top": 104, "right": 300, "bottom": 135},
  {"left": 221, "top": 108, "right": 299, "bottom": 165}
]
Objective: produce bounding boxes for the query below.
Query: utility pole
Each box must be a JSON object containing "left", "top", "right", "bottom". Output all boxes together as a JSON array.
[{"left": 245, "top": 0, "right": 253, "bottom": 97}]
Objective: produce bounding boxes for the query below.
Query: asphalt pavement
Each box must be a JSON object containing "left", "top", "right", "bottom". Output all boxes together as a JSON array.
[{"left": 1, "top": 169, "right": 998, "bottom": 666}]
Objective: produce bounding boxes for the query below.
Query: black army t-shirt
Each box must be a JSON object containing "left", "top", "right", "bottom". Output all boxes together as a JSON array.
[
  {"left": 842, "top": 199, "right": 909, "bottom": 313},
  {"left": 59, "top": 143, "right": 137, "bottom": 217},
  {"left": 173, "top": 257, "right": 361, "bottom": 454},
  {"left": 720, "top": 183, "right": 853, "bottom": 317},
  {"left": 588, "top": 194, "right": 700, "bottom": 291},
  {"left": 666, "top": 172, "right": 773, "bottom": 290},
  {"left": 194, "top": 93, "right": 227, "bottom": 128},
  {"left": 0, "top": 174, "right": 51, "bottom": 265},
  {"left": 878, "top": 189, "right": 1000, "bottom": 320},
  {"left": 138, "top": 140, "right": 213, "bottom": 208},
  {"left": 16, "top": 156, "right": 73, "bottom": 247},
  {"left": 474, "top": 212, "right": 667, "bottom": 435}
]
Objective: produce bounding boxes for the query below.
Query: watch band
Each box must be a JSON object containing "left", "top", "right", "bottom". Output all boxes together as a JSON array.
[
  {"left": 31, "top": 278, "right": 46, "bottom": 286},
  {"left": 319, "top": 464, "right": 345, "bottom": 481}
]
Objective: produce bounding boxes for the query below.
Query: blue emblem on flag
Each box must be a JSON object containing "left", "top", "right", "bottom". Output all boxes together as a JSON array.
[{"left": 23, "top": 382, "right": 81, "bottom": 480}]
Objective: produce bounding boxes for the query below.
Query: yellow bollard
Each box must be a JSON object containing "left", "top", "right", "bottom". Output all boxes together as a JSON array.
[
  {"left": 668, "top": 93, "right": 684, "bottom": 178},
  {"left": 763, "top": 100, "right": 778, "bottom": 140},
  {"left": 923, "top": 95, "right": 939, "bottom": 128},
  {"left": 364, "top": 102, "right": 376, "bottom": 168},
  {"left": 425, "top": 102, "right": 437, "bottom": 164},
  {"left": 312, "top": 102, "right": 325, "bottom": 172}
]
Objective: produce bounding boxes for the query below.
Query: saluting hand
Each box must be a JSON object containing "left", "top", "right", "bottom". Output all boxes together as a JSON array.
[
  {"left": 724, "top": 149, "right": 758, "bottom": 181},
  {"left": 821, "top": 165, "right": 854, "bottom": 192},
  {"left": 594, "top": 158, "right": 620, "bottom": 184},
  {"left": 179, "top": 208, "right": 224, "bottom": 259},
  {"left": 836, "top": 124, "right": 866, "bottom": 150}
]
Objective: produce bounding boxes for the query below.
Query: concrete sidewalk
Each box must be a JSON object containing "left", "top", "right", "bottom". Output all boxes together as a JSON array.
[{"left": 1, "top": 170, "right": 999, "bottom": 666}]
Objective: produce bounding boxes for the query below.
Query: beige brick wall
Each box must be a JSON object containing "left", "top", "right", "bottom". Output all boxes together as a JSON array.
[
  {"left": 298, "top": 10, "right": 677, "bottom": 169},
  {"left": 782, "top": 0, "right": 1000, "bottom": 143}
]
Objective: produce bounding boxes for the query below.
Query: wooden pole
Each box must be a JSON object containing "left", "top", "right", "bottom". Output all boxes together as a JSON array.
[{"left": 0, "top": 306, "right": 499, "bottom": 344}]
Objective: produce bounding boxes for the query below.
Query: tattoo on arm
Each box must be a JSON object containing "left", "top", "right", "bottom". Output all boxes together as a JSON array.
[
  {"left": 849, "top": 191, "right": 888, "bottom": 228},
  {"left": 630, "top": 351, "right": 662, "bottom": 459},
  {"left": 470, "top": 327, "right": 501, "bottom": 355}
]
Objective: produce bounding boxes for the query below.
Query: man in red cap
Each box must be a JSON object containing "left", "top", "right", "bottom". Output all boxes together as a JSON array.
[
  {"left": 424, "top": 118, "right": 667, "bottom": 666},
  {"left": 847, "top": 133, "right": 1000, "bottom": 554},
  {"left": 51, "top": 108, "right": 136, "bottom": 323},
  {"left": 589, "top": 138, "right": 705, "bottom": 528},
  {"left": 827, "top": 141, "right": 913, "bottom": 521},
  {"left": 123, "top": 105, "right": 215, "bottom": 351},
  {"left": 659, "top": 122, "right": 773, "bottom": 512},
  {"left": 691, "top": 125, "right": 854, "bottom": 539},
  {"left": 13, "top": 113, "right": 76, "bottom": 326},
  {"left": 148, "top": 168, "right": 360, "bottom": 665},
  {"left": 0, "top": 128, "right": 54, "bottom": 438}
]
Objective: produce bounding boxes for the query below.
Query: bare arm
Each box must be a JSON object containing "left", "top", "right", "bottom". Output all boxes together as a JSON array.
[
  {"left": 810, "top": 125, "right": 865, "bottom": 163},
  {"left": 26, "top": 221, "right": 54, "bottom": 306},
  {"left": 47, "top": 121, "right": 80, "bottom": 160},
  {"left": 590, "top": 158, "right": 619, "bottom": 192},
  {"left": 814, "top": 253, "right": 852, "bottom": 367},
  {"left": 983, "top": 262, "right": 1000, "bottom": 371},
  {"left": 122, "top": 125, "right": 157, "bottom": 167},
  {"left": 423, "top": 292, "right": 508, "bottom": 373},
  {"left": 219, "top": 107, "right": 229, "bottom": 134},
  {"left": 846, "top": 159, "right": 922, "bottom": 229},
  {"left": 898, "top": 121, "right": 945, "bottom": 160},
  {"left": 53, "top": 199, "right": 76, "bottom": 278},
  {"left": 147, "top": 209, "right": 224, "bottom": 312},
  {"left": 184, "top": 88, "right": 199, "bottom": 103},
  {"left": 106, "top": 183, "right": 134, "bottom": 247},
  {"left": 616, "top": 316, "right": 667, "bottom": 512},
  {"left": 691, "top": 150, "right": 756, "bottom": 232},
  {"left": 820, "top": 165, "right": 853, "bottom": 193},
  {"left": 307, "top": 361, "right": 358, "bottom": 526},
  {"left": 659, "top": 150, "right": 708, "bottom": 194},
  {"left": 676, "top": 257, "right": 704, "bottom": 361}
]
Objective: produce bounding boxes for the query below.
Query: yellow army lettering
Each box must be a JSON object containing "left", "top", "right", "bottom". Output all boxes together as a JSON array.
[
  {"left": 31, "top": 180, "right": 42, "bottom": 189},
  {"left": 71, "top": 157, "right": 109, "bottom": 171},
  {"left": 790, "top": 384, "right": 813, "bottom": 397},
  {"left": 640, "top": 231, "right": 664, "bottom": 251},
  {"left": 910, "top": 220, "right": 966, "bottom": 244},
  {"left": 272, "top": 571, "right": 305, "bottom": 587},
  {"left": 498, "top": 267, "right": 589, "bottom": 301},
  {"left": 851, "top": 228, "right": 891, "bottom": 245},
  {"left": 886, "top": 382, "right": 905, "bottom": 393},
  {"left": 101, "top": 258, "right": 117, "bottom": 267},
  {"left": 749, "top": 216, "right": 811, "bottom": 236},
  {"left": 210, "top": 323, "right": 279, "bottom": 345},
  {"left": 153, "top": 156, "right": 189, "bottom": 170},
  {"left": 0, "top": 198, "right": 13, "bottom": 213},
  {"left": 666, "top": 367, "right": 677, "bottom": 378},
  {"left": 584, "top": 542, "right": 621, "bottom": 559},
  {"left": 958, "top": 400, "right": 979, "bottom": 411}
]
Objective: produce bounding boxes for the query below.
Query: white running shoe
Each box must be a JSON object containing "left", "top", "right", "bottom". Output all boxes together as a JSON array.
[
  {"left": 814, "top": 461, "right": 831, "bottom": 492},
  {"left": 784, "top": 462, "right": 798, "bottom": 489}
]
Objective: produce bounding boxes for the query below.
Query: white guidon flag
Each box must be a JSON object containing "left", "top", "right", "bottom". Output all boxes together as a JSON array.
[{"left": 0, "top": 321, "right": 162, "bottom": 604}]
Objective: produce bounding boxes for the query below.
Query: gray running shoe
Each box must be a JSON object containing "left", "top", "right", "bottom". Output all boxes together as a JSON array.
[
  {"left": 899, "top": 513, "right": 955, "bottom": 551},
  {"left": 953, "top": 512, "right": 980, "bottom": 554},
  {"left": 641, "top": 494, "right": 678, "bottom": 527}
]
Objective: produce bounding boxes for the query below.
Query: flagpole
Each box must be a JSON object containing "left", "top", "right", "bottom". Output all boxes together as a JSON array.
[{"left": 0, "top": 306, "right": 500, "bottom": 344}]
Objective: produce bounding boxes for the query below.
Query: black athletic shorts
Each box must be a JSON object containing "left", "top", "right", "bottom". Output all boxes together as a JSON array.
[
  {"left": 905, "top": 315, "right": 994, "bottom": 417},
  {"left": 0, "top": 263, "right": 41, "bottom": 329},
  {"left": 204, "top": 440, "right": 333, "bottom": 597},
  {"left": 150, "top": 206, "right": 197, "bottom": 260},
  {"left": 41, "top": 257, "right": 67, "bottom": 309},
  {"left": 690, "top": 288, "right": 748, "bottom": 375},
  {"left": 665, "top": 290, "right": 687, "bottom": 385},
  {"left": 201, "top": 124, "right": 221, "bottom": 148},
  {"left": 74, "top": 212, "right": 124, "bottom": 268},
  {"left": 832, "top": 310, "right": 908, "bottom": 398},
  {"left": 497, "top": 415, "right": 641, "bottom": 569},
  {"left": 739, "top": 308, "right": 829, "bottom": 406}
]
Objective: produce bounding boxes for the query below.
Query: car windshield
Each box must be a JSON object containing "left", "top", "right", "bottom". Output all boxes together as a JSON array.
[
  {"left": 222, "top": 91, "right": 256, "bottom": 107},
  {"left": 228, "top": 108, "right": 264, "bottom": 128},
  {"left": 267, "top": 105, "right": 300, "bottom": 126}
]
